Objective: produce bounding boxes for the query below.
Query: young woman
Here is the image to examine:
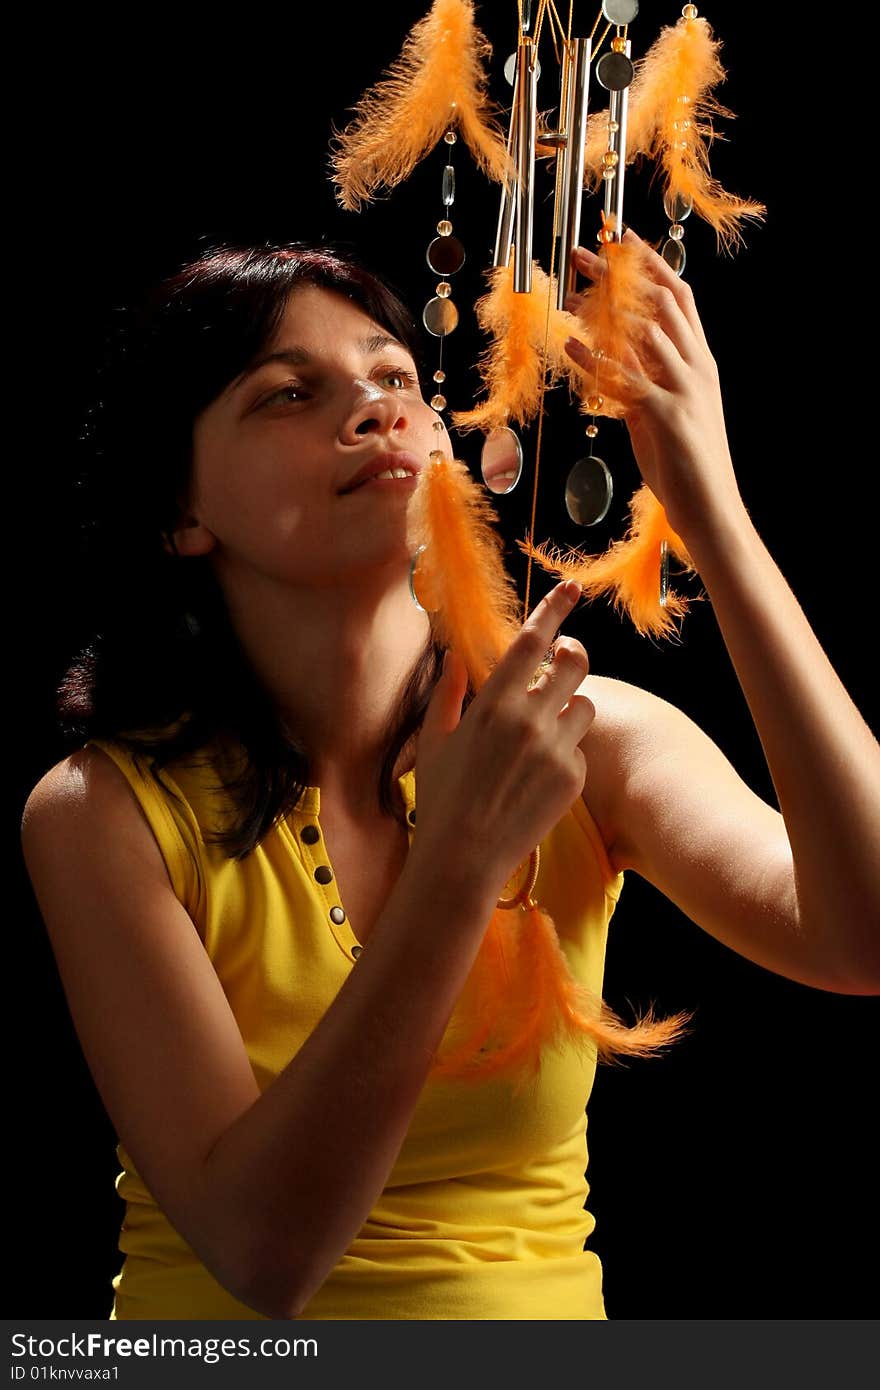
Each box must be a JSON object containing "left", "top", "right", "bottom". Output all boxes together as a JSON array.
[{"left": 21, "top": 235, "right": 880, "bottom": 1322}]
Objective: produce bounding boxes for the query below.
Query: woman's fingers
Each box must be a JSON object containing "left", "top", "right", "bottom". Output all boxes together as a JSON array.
[
  {"left": 556, "top": 690, "right": 596, "bottom": 741},
  {"left": 572, "top": 244, "right": 605, "bottom": 281},
  {"left": 487, "top": 580, "right": 583, "bottom": 695},
  {"left": 622, "top": 228, "right": 711, "bottom": 351},
  {"left": 565, "top": 264, "right": 701, "bottom": 375},
  {"left": 528, "top": 634, "right": 590, "bottom": 697}
]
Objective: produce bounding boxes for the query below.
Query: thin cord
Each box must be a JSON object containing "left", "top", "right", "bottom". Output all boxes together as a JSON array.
[
  {"left": 590, "top": 20, "right": 612, "bottom": 58},
  {"left": 533, "top": 0, "right": 550, "bottom": 49},
  {"left": 522, "top": 190, "right": 561, "bottom": 624}
]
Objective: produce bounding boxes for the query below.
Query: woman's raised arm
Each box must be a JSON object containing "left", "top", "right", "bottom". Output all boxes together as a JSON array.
[{"left": 566, "top": 234, "right": 880, "bottom": 990}]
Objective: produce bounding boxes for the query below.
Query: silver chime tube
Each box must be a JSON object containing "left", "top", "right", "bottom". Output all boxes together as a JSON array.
[
  {"left": 551, "top": 41, "right": 572, "bottom": 242},
  {"left": 493, "top": 63, "right": 520, "bottom": 268},
  {"left": 513, "top": 38, "right": 537, "bottom": 293},
  {"left": 556, "top": 36, "right": 591, "bottom": 308},
  {"left": 603, "top": 38, "right": 631, "bottom": 238}
]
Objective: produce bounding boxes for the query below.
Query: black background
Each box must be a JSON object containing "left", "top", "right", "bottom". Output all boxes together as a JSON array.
[{"left": 12, "top": 2, "right": 878, "bottom": 1320}]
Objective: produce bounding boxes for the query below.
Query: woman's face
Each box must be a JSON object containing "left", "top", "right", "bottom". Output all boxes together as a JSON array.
[{"left": 181, "top": 284, "right": 451, "bottom": 588}]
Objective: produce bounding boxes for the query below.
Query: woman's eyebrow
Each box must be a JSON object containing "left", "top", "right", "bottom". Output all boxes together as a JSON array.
[{"left": 229, "top": 332, "right": 405, "bottom": 394}]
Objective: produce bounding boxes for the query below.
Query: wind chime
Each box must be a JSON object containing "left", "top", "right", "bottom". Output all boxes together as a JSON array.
[{"left": 329, "top": 0, "right": 763, "bottom": 1088}]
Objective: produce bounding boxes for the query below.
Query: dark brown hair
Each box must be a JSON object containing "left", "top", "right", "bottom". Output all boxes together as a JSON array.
[{"left": 58, "top": 241, "right": 449, "bottom": 858}]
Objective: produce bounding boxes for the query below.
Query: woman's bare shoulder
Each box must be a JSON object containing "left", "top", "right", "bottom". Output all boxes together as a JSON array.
[
  {"left": 21, "top": 744, "right": 160, "bottom": 866},
  {"left": 574, "top": 672, "right": 679, "bottom": 863}
]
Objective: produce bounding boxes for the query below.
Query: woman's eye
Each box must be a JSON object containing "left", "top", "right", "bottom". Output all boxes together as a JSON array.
[
  {"left": 262, "top": 384, "right": 306, "bottom": 407},
  {"left": 257, "top": 380, "right": 305, "bottom": 405},
  {"left": 379, "top": 368, "right": 418, "bottom": 390}
]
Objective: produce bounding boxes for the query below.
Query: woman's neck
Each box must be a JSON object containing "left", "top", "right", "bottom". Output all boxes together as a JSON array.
[{"left": 214, "top": 557, "right": 433, "bottom": 815}]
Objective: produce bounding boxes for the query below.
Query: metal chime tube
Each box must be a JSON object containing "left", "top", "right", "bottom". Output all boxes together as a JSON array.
[
  {"left": 551, "top": 41, "right": 572, "bottom": 242},
  {"left": 493, "top": 64, "right": 520, "bottom": 268},
  {"left": 556, "top": 36, "right": 591, "bottom": 308},
  {"left": 603, "top": 38, "right": 631, "bottom": 237},
  {"left": 513, "top": 37, "right": 537, "bottom": 293}
]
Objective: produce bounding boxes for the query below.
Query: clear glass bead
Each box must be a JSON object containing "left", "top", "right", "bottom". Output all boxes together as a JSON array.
[
  {"left": 608, "top": 119, "right": 619, "bottom": 133},
  {"left": 444, "top": 130, "right": 457, "bottom": 144},
  {"left": 661, "top": 238, "right": 687, "bottom": 276},
  {"left": 431, "top": 393, "right": 447, "bottom": 410},
  {"left": 442, "top": 165, "right": 455, "bottom": 206},
  {"left": 602, "top": 167, "right": 616, "bottom": 181},
  {"left": 436, "top": 281, "right": 452, "bottom": 298},
  {"left": 586, "top": 423, "right": 599, "bottom": 438},
  {"left": 433, "top": 369, "right": 446, "bottom": 383},
  {"left": 437, "top": 219, "right": 453, "bottom": 236},
  {"left": 668, "top": 223, "right": 685, "bottom": 240},
  {"left": 682, "top": 4, "right": 698, "bottom": 18},
  {"left": 587, "top": 394, "right": 604, "bottom": 411},
  {"left": 663, "top": 189, "right": 693, "bottom": 222}
]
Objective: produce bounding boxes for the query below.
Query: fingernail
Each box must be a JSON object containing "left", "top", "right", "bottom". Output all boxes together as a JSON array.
[
  {"left": 563, "top": 580, "right": 582, "bottom": 600},
  {"left": 564, "top": 335, "right": 584, "bottom": 354},
  {"left": 575, "top": 245, "right": 596, "bottom": 260}
]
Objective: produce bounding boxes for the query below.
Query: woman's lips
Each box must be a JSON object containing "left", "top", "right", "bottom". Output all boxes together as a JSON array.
[
  {"left": 340, "top": 452, "right": 423, "bottom": 494},
  {"left": 341, "top": 474, "right": 420, "bottom": 495}
]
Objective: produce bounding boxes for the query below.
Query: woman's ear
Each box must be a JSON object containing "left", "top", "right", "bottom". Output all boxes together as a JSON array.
[{"left": 162, "top": 513, "right": 217, "bottom": 557}]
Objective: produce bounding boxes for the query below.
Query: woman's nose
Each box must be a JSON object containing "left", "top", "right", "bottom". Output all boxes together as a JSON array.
[{"left": 340, "top": 379, "right": 407, "bottom": 443}]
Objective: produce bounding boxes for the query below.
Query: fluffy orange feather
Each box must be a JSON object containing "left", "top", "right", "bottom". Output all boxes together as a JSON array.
[
  {"left": 564, "top": 231, "right": 661, "bottom": 416},
  {"left": 518, "top": 484, "right": 698, "bottom": 639},
  {"left": 405, "top": 451, "right": 522, "bottom": 688},
  {"left": 431, "top": 901, "right": 691, "bottom": 1090},
  {"left": 582, "top": 17, "right": 765, "bottom": 250},
  {"left": 406, "top": 454, "right": 692, "bottom": 1081},
  {"left": 329, "top": 0, "right": 510, "bottom": 211},
  {"left": 453, "top": 261, "right": 592, "bottom": 433},
  {"left": 451, "top": 263, "right": 549, "bottom": 434}
]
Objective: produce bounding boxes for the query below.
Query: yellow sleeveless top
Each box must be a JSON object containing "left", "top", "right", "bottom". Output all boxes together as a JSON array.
[{"left": 87, "top": 737, "right": 625, "bottom": 1321}]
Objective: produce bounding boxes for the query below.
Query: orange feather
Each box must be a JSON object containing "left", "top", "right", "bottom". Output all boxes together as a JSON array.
[
  {"left": 329, "top": 0, "right": 510, "bottom": 212},
  {"left": 453, "top": 261, "right": 593, "bottom": 433},
  {"left": 405, "top": 451, "right": 522, "bottom": 688},
  {"left": 582, "top": 16, "right": 765, "bottom": 250},
  {"left": 518, "top": 484, "right": 698, "bottom": 639},
  {"left": 406, "top": 456, "right": 692, "bottom": 1081},
  {"left": 563, "top": 230, "right": 660, "bottom": 417},
  {"left": 429, "top": 901, "right": 690, "bottom": 1092}
]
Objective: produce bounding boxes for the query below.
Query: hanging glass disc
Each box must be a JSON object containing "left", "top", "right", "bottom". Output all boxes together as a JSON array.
[
  {"left": 426, "top": 235, "right": 466, "bottom": 275},
  {"left": 481, "top": 427, "right": 523, "bottom": 496},
  {"left": 442, "top": 165, "right": 455, "bottom": 206},
  {"left": 565, "top": 455, "right": 613, "bottom": 526},
  {"left": 596, "top": 51, "right": 635, "bottom": 91},
  {"left": 602, "top": 0, "right": 639, "bottom": 22},
  {"left": 409, "top": 545, "right": 428, "bottom": 611},
  {"left": 663, "top": 189, "right": 693, "bottom": 222},
  {"left": 504, "top": 51, "right": 541, "bottom": 84},
  {"left": 661, "top": 237, "right": 687, "bottom": 276},
  {"left": 423, "top": 297, "right": 459, "bottom": 337},
  {"left": 659, "top": 538, "right": 669, "bottom": 607}
]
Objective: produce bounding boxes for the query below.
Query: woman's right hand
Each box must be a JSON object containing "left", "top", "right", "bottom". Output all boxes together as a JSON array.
[{"left": 413, "top": 580, "right": 595, "bottom": 902}]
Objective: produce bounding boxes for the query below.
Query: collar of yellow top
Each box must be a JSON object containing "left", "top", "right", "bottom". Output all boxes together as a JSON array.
[{"left": 290, "top": 767, "right": 416, "bottom": 820}]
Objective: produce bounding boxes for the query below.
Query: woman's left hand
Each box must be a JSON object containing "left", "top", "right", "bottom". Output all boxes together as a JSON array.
[{"left": 564, "top": 228, "right": 746, "bottom": 543}]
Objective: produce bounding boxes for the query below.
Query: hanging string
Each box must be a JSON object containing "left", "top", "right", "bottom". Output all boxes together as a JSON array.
[{"left": 522, "top": 162, "right": 563, "bottom": 623}]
